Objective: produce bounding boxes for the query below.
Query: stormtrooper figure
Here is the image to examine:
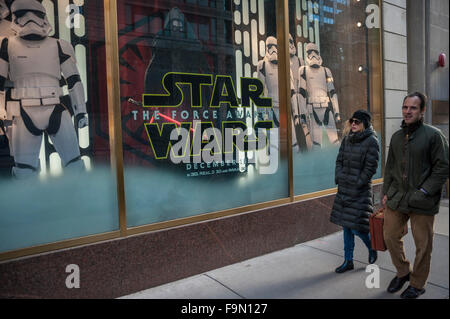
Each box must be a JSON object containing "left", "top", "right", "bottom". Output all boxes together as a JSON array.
[
  {"left": 298, "top": 42, "right": 340, "bottom": 150},
  {"left": 289, "top": 34, "right": 304, "bottom": 90},
  {"left": 0, "top": 0, "right": 13, "bottom": 142},
  {"left": 0, "top": 0, "right": 11, "bottom": 36},
  {"left": 257, "top": 36, "right": 303, "bottom": 153},
  {"left": 255, "top": 35, "right": 283, "bottom": 168},
  {"left": 288, "top": 34, "right": 311, "bottom": 152},
  {"left": 257, "top": 36, "right": 280, "bottom": 127},
  {"left": 0, "top": 0, "right": 87, "bottom": 178}
]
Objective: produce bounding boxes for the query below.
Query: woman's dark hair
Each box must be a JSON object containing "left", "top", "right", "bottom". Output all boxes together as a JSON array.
[{"left": 403, "top": 92, "right": 427, "bottom": 110}]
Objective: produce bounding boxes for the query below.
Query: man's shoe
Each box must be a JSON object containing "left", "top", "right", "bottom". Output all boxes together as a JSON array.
[
  {"left": 400, "top": 285, "right": 426, "bottom": 299},
  {"left": 387, "top": 273, "right": 410, "bottom": 293},
  {"left": 369, "top": 249, "right": 377, "bottom": 264},
  {"left": 335, "top": 260, "right": 354, "bottom": 273}
]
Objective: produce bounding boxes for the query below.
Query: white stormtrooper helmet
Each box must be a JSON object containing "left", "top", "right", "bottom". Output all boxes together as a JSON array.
[
  {"left": 289, "top": 34, "right": 296, "bottom": 57},
  {"left": 305, "top": 42, "right": 322, "bottom": 67},
  {"left": 0, "top": 0, "right": 9, "bottom": 20},
  {"left": 265, "top": 36, "right": 278, "bottom": 63},
  {"left": 11, "top": 0, "right": 52, "bottom": 38}
]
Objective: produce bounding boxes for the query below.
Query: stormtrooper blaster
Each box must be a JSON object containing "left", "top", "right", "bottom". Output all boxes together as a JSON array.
[{"left": 128, "top": 97, "right": 142, "bottom": 106}]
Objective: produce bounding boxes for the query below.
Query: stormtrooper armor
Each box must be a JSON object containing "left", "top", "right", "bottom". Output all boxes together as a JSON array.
[
  {"left": 289, "top": 34, "right": 304, "bottom": 91},
  {"left": 0, "top": 0, "right": 87, "bottom": 178},
  {"left": 255, "top": 36, "right": 282, "bottom": 168},
  {"left": 0, "top": 0, "right": 11, "bottom": 37},
  {"left": 10, "top": 0, "right": 52, "bottom": 38},
  {"left": 288, "top": 34, "right": 311, "bottom": 152},
  {"left": 298, "top": 42, "right": 340, "bottom": 150},
  {"left": 257, "top": 36, "right": 279, "bottom": 126},
  {"left": 257, "top": 36, "right": 300, "bottom": 153},
  {"left": 0, "top": 0, "right": 13, "bottom": 139}
]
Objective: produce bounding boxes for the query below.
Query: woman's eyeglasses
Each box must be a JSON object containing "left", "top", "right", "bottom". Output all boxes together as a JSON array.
[{"left": 349, "top": 118, "right": 361, "bottom": 125}]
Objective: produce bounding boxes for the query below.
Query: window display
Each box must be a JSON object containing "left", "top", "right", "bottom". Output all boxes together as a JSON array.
[
  {"left": 0, "top": 0, "right": 385, "bottom": 257},
  {"left": 0, "top": 0, "right": 14, "bottom": 178},
  {"left": 289, "top": 33, "right": 310, "bottom": 152},
  {"left": 298, "top": 42, "right": 341, "bottom": 150},
  {"left": 0, "top": 0, "right": 117, "bottom": 253},
  {"left": 0, "top": 0, "right": 12, "bottom": 36},
  {"left": 119, "top": 0, "right": 289, "bottom": 227},
  {"left": 290, "top": 0, "right": 383, "bottom": 195},
  {"left": 1, "top": 0, "right": 87, "bottom": 178}
]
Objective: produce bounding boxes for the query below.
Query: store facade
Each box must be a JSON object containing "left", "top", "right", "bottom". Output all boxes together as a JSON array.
[{"left": 0, "top": 0, "right": 387, "bottom": 298}]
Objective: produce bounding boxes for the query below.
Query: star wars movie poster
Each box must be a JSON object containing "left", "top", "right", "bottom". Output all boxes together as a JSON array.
[
  {"left": 116, "top": 1, "right": 290, "bottom": 226},
  {"left": 117, "top": 1, "right": 279, "bottom": 179}
]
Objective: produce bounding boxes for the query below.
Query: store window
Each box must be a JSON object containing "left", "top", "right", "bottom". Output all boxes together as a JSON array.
[
  {"left": 288, "top": 0, "right": 383, "bottom": 195},
  {"left": 118, "top": 0, "right": 289, "bottom": 227},
  {"left": 0, "top": 0, "right": 118, "bottom": 253}
]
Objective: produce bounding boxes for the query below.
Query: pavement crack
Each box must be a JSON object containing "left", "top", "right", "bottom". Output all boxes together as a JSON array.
[{"left": 203, "top": 273, "right": 246, "bottom": 299}]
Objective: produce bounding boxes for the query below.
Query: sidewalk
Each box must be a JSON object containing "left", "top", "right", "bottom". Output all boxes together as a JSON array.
[{"left": 119, "top": 200, "right": 449, "bottom": 299}]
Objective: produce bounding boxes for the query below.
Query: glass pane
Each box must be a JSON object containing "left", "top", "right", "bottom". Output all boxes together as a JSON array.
[
  {"left": 117, "top": 0, "right": 288, "bottom": 227},
  {"left": 289, "top": 0, "right": 383, "bottom": 195},
  {"left": 0, "top": 1, "right": 118, "bottom": 252}
]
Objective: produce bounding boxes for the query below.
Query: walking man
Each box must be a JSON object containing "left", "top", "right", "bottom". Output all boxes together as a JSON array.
[{"left": 382, "top": 92, "right": 449, "bottom": 299}]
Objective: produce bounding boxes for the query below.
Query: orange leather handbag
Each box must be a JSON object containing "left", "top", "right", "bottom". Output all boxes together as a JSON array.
[{"left": 369, "top": 207, "right": 408, "bottom": 251}]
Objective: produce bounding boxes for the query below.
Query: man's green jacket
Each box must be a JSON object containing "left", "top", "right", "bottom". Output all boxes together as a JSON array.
[{"left": 383, "top": 120, "right": 449, "bottom": 215}]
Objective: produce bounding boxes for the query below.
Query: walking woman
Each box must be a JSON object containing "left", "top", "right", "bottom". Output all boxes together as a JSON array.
[{"left": 330, "top": 110, "right": 380, "bottom": 273}]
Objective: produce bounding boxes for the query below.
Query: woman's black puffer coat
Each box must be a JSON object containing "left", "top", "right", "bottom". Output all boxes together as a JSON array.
[{"left": 330, "top": 126, "right": 380, "bottom": 233}]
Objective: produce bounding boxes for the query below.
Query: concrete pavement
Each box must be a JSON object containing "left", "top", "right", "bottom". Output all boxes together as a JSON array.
[{"left": 119, "top": 200, "right": 449, "bottom": 299}]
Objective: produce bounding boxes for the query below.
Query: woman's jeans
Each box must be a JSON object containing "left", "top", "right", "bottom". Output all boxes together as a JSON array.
[{"left": 343, "top": 227, "right": 372, "bottom": 261}]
